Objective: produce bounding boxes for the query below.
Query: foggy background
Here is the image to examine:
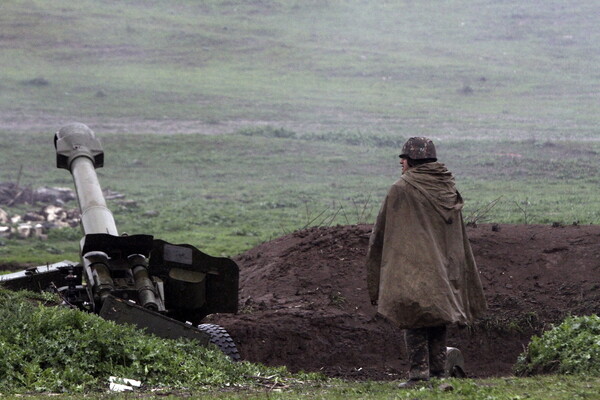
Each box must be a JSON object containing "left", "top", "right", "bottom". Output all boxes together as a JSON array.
[{"left": 1, "top": 0, "right": 598, "bottom": 140}]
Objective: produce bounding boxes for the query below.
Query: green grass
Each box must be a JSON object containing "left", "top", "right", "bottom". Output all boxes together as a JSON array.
[
  {"left": 0, "top": 289, "right": 318, "bottom": 394},
  {"left": 209, "top": 377, "right": 600, "bottom": 400},
  {"left": 1, "top": 131, "right": 599, "bottom": 264},
  {"left": 1, "top": 376, "right": 598, "bottom": 399}
]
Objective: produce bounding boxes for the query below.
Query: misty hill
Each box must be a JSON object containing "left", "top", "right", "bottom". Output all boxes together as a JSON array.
[{"left": 1, "top": 0, "right": 598, "bottom": 140}]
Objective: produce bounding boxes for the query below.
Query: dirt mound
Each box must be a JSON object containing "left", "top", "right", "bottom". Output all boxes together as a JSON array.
[{"left": 208, "top": 223, "right": 600, "bottom": 380}]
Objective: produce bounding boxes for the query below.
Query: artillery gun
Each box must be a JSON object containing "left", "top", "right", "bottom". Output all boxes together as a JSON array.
[{"left": 0, "top": 123, "right": 240, "bottom": 359}]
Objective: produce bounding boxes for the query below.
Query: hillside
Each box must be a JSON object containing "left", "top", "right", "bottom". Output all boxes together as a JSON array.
[{"left": 1, "top": 0, "right": 599, "bottom": 139}]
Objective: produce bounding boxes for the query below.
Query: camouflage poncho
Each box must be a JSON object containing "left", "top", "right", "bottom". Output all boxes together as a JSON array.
[{"left": 366, "top": 162, "right": 487, "bottom": 328}]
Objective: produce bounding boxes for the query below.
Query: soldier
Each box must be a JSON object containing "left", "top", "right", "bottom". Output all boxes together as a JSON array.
[{"left": 366, "top": 137, "right": 487, "bottom": 388}]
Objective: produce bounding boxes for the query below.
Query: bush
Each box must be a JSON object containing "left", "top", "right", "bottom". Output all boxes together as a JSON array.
[
  {"left": 0, "top": 289, "right": 303, "bottom": 393},
  {"left": 515, "top": 315, "right": 600, "bottom": 376}
]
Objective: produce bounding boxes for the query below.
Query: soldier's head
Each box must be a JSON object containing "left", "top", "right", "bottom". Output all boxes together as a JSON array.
[{"left": 399, "top": 137, "right": 437, "bottom": 173}]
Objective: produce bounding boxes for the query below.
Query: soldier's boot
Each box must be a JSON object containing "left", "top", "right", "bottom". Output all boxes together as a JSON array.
[
  {"left": 428, "top": 325, "right": 448, "bottom": 378},
  {"left": 403, "top": 327, "right": 430, "bottom": 385}
]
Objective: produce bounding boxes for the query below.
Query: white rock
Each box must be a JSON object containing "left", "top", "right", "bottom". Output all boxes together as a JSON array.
[
  {"left": 0, "top": 226, "right": 11, "bottom": 238},
  {"left": 0, "top": 208, "right": 9, "bottom": 224},
  {"left": 17, "top": 223, "right": 32, "bottom": 239}
]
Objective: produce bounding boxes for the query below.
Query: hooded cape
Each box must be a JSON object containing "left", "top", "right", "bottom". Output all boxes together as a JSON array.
[{"left": 366, "top": 162, "right": 487, "bottom": 328}]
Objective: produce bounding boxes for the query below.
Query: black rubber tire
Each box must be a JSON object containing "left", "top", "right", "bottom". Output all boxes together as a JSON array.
[{"left": 197, "top": 323, "right": 241, "bottom": 362}]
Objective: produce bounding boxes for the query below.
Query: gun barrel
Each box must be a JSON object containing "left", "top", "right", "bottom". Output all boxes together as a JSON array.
[
  {"left": 71, "top": 156, "right": 118, "bottom": 235},
  {"left": 55, "top": 123, "right": 118, "bottom": 235}
]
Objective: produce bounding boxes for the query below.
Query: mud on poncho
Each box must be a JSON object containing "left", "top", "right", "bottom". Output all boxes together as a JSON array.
[{"left": 366, "top": 162, "right": 487, "bottom": 328}]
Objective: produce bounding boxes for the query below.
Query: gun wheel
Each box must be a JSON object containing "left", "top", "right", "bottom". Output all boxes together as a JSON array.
[{"left": 197, "top": 323, "right": 241, "bottom": 362}]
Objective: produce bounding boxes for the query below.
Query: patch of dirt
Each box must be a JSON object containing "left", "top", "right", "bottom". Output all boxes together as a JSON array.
[{"left": 207, "top": 223, "right": 600, "bottom": 380}]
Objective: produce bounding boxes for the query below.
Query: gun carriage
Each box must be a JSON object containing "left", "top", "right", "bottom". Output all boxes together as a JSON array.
[{"left": 1, "top": 123, "right": 240, "bottom": 359}]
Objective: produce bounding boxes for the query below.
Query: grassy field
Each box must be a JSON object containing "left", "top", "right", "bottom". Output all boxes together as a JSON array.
[
  {"left": 1, "top": 0, "right": 599, "bottom": 139},
  {"left": 186, "top": 376, "right": 600, "bottom": 400},
  {"left": 5, "top": 376, "right": 600, "bottom": 399},
  {"left": 1, "top": 0, "right": 599, "bottom": 397},
  {"left": 1, "top": 131, "right": 599, "bottom": 264}
]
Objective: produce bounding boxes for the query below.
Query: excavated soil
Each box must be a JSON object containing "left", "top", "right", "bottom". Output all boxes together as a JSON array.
[{"left": 207, "top": 223, "right": 600, "bottom": 380}]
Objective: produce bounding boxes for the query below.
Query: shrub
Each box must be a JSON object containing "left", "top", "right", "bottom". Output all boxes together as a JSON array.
[
  {"left": 0, "top": 289, "right": 302, "bottom": 393},
  {"left": 514, "top": 315, "right": 600, "bottom": 376}
]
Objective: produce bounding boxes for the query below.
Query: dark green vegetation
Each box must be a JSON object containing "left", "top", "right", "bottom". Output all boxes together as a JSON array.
[
  {"left": 0, "top": 289, "right": 311, "bottom": 393},
  {"left": 515, "top": 315, "right": 600, "bottom": 376}
]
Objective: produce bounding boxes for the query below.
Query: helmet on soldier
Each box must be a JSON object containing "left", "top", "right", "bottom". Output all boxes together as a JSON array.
[{"left": 399, "top": 137, "right": 437, "bottom": 161}]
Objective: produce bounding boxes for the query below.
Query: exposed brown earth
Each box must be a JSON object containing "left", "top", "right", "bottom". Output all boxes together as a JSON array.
[{"left": 207, "top": 223, "right": 600, "bottom": 380}]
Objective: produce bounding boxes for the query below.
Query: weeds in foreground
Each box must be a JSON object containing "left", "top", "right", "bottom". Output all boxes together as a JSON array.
[
  {"left": 464, "top": 196, "right": 502, "bottom": 226},
  {"left": 0, "top": 289, "right": 320, "bottom": 393},
  {"left": 472, "top": 311, "right": 543, "bottom": 336},
  {"left": 514, "top": 198, "right": 535, "bottom": 225},
  {"left": 515, "top": 314, "right": 600, "bottom": 376}
]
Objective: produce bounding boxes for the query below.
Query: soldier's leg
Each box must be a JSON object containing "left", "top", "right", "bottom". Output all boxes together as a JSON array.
[
  {"left": 427, "top": 325, "right": 448, "bottom": 378},
  {"left": 404, "top": 327, "right": 430, "bottom": 380}
]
